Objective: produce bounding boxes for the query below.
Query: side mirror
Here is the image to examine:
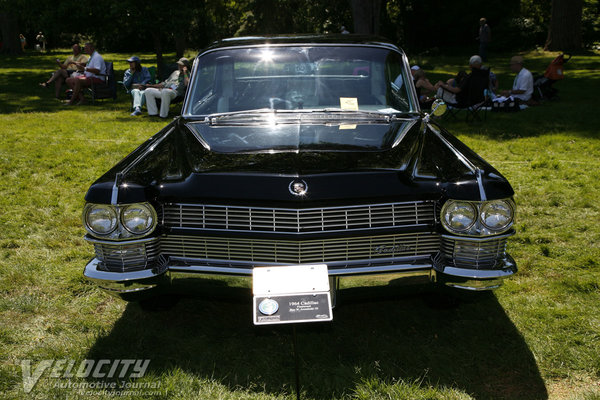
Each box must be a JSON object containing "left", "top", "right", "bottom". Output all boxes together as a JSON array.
[{"left": 431, "top": 99, "right": 447, "bottom": 117}]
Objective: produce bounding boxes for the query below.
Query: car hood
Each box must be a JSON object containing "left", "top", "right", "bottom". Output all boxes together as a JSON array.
[{"left": 85, "top": 117, "right": 514, "bottom": 204}]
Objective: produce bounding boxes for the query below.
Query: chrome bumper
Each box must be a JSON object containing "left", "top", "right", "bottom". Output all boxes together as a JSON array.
[{"left": 84, "top": 254, "right": 517, "bottom": 300}]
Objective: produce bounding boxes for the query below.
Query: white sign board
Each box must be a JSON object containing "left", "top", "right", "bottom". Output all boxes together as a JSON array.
[{"left": 253, "top": 264, "right": 333, "bottom": 325}]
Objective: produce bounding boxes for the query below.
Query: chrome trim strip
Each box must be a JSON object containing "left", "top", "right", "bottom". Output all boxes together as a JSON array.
[
  {"left": 476, "top": 169, "right": 487, "bottom": 202},
  {"left": 445, "top": 281, "right": 502, "bottom": 291},
  {"left": 166, "top": 224, "right": 434, "bottom": 235},
  {"left": 440, "top": 232, "right": 514, "bottom": 242},
  {"left": 392, "top": 120, "right": 418, "bottom": 148},
  {"left": 83, "top": 235, "right": 159, "bottom": 246},
  {"left": 167, "top": 262, "right": 433, "bottom": 277},
  {"left": 167, "top": 255, "right": 433, "bottom": 267},
  {"left": 111, "top": 174, "right": 121, "bottom": 206},
  {"left": 440, "top": 266, "right": 515, "bottom": 279},
  {"left": 165, "top": 200, "right": 435, "bottom": 213}
]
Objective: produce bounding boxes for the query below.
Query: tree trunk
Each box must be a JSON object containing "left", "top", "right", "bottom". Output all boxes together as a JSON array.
[
  {"left": 152, "top": 31, "right": 165, "bottom": 80},
  {"left": 0, "top": 12, "right": 22, "bottom": 54},
  {"left": 350, "top": 0, "right": 382, "bottom": 34},
  {"left": 545, "top": 0, "right": 583, "bottom": 51},
  {"left": 175, "top": 35, "right": 186, "bottom": 59}
]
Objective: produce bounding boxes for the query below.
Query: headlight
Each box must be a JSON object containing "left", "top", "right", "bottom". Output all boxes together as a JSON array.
[
  {"left": 84, "top": 204, "right": 118, "bottom": 235},
  {"left": 442, "top": 201, "right": 477, "bottom": 232},
  {"left": 441, "top": 198, "right": 515, "bottom": 236},
  {"left": 480, "top": 200, "right": 514, "bottom": 230},
  {"left": 121, "top": 203, "right": 156, "bottom": 234}
]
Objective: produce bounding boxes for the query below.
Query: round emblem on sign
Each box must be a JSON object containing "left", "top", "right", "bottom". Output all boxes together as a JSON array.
[
  {"left": 289, "top": 179, "right": 308, "bottom": 196},
  {"left": 258, "top": 299, "right": 279, "bottom": 315}
]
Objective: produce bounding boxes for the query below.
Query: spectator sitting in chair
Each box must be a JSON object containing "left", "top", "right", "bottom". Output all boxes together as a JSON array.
[
  {"left": 434, "top": 55, "right": 487, "bottom": 105},
  {"left": 40, "top": 43, "right": 88, "bottom": 99},
  {"left": 413, "top": 68, "right": 437, "bottom": 109},
  {"left": 500, "top": 55, "right": 534, "bottom": 104},
  {"left": 123, "top": 56, "right": 151, "bottom": 116},
  {"left": 65, "top": 42, "right": 106, "bottom": 106},
  {"left": 144, "top": 57, "right": 190, "bottom": 118}
]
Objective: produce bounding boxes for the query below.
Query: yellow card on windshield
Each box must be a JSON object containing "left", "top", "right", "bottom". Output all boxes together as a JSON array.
[{"left": 340, "top": 97, "right": 359, "bottom": 110}]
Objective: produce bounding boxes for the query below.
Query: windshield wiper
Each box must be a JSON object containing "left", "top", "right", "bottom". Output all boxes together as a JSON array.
[{"left": 203, "top": 108, "right": 411, "bottom": 125}]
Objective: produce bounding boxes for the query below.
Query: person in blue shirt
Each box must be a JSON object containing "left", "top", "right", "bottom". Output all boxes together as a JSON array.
[{"left": 123, "top": 56, "right": 151, "bottom": 116}]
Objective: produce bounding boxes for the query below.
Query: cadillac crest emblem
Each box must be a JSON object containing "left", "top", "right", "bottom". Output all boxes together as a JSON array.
[{"left": 289, "top": 179, "right": 308, "bottom": 196}]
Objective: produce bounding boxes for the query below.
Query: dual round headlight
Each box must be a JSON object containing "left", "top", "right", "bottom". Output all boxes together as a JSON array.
[
  {"left": 83, "top": 203, "right": 156, "bottom": 238},
  {"left": 441, "top": 199, "right": 514, "bottom": 235},
  {"left": 121, "top": 203, "right": 156, "bottom": 234},
  {"left": 85, "top": 204, "right": 118, "bottom": 235}
]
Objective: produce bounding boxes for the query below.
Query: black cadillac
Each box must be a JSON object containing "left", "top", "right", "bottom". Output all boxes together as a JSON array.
[{"left": 82, "top": 35, "right": 517, "bottom": 303}]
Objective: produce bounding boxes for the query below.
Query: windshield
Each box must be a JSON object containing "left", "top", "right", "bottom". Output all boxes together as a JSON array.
[{"left": 184, "top": 45, "right": 416, "bottom": 117}]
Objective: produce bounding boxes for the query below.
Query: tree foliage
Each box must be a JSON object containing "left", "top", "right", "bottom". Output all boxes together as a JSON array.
[{"left": 2, "top": 0, "right": 598, "bottom": 57}]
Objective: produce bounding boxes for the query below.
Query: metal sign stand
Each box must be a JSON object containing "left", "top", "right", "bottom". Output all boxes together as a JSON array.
[
  {"left": 252, "top": 264, "right": 333, "bottom": 400},
  {"left": 292, "top": 325, "right": 301, "bottom": 400}
]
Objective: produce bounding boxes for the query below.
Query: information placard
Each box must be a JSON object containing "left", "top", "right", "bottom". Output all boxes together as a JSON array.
[{"left": 253, "top": 265, "right": 332, "bottom": 325}]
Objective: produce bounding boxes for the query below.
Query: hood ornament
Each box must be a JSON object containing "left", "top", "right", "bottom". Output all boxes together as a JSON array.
[{"left": 289, "top": 179, "right": 308, "bottom": 196}]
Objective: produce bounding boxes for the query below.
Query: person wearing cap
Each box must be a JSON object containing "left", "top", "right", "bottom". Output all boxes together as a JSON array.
[
  {"left": 144, "top": 57, "right": 191, "bottom": 118},
  {"left": 123, "top": 56, "right": 151, "bottom": 116},
  {"left": 410, "top": 65, "right": 420, "bottom": 78},
  {"left": 500, "top": 55, "right": 533, "bottom": 103}
]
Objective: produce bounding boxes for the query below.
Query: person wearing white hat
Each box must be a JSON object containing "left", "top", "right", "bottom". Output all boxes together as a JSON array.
[{"left": 144, "top": 58, "right": 191, "bottom": 118}]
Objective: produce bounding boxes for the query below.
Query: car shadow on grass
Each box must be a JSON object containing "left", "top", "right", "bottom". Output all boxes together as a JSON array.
[{"left": 86, "top": 286, "right": 548, "bottom": 400}]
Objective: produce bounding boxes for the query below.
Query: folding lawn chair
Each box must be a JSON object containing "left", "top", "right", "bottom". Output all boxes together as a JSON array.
[{"left": 440, "top": 67, "right": 491, "bottom": 122}]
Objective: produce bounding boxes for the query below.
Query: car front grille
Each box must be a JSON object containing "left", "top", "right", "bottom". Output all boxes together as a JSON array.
[
  {"left": 160, "top": 233, "right": 439, "bottom": 265},
  {"left": 94, "top": 239, "right": 160, "bottom": 272},
  {"left": 162, "top": 201, "right": 436, "bottom": 234},
  {"left": 441, "top": 235, "right": 509, "bottom": 269}
]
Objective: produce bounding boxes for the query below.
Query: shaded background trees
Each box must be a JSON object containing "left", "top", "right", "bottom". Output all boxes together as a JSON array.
[{"left": 1, "top": 0, "right": 598, "bottom": 56}]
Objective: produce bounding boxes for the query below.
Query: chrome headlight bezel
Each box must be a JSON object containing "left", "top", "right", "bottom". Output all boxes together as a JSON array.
[
  {"left": 441, "top": 201, "right": 477, "bottom": 233},
  {"left": 121, "top": 203, "right": 157, "bottom": 235},
  {"left": 441, "top": 198, "right": 515, "bottom": 236},
  {"left": 480, "top": 200, "right": 515, "bottom": 231},
  {"left": 83, "top": 204, "right": 118, "bottom": 236},
  {"left": 83, "top": 202, "right": 158, "bottom": 240}
]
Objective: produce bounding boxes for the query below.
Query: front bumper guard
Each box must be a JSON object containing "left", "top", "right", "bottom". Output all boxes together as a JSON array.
[{"left": 84, "top": 254, "right": 517, "bottom": 299}]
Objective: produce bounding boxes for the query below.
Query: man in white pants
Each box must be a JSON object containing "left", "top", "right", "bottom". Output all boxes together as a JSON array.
[{"left": 144, "top": 57, "right": 190, "bottom": 118}]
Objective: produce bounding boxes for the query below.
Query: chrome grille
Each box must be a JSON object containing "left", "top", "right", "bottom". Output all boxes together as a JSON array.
[
  {"left": 94, "top": 239, "right": 160, "bottom": 272},
  {"left": 160, "top": 233, "right": 439, "bottom": 264},
  {"left": 441, "top": 236, "right": 508, "bottom": 269},
  {"left": 162, "top": 202, "right": 436, "bottom": 234}
]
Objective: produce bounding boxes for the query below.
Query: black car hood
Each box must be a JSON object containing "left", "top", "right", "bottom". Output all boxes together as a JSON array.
[{"left": 85, "top": 117, "right": 513, "bottom": 205}]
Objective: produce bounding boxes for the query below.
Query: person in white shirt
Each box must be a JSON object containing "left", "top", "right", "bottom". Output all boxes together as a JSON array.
[
  {"left": 65, "top": 42, "right": 106, "bottom": 105},
  {"left": 144, "top": 58, "right": 190, "bottom": 118},
  {"left": 501, "top": 55, "right": 533, "bottom": 103}
]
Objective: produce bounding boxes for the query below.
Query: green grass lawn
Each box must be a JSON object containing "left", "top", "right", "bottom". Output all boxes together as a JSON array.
[{"left": 1, "top": 48, "right": 599, "bottom": 399}]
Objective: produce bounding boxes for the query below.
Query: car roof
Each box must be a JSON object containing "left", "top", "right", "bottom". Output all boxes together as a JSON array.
[{"left": 201, "top": 34, "right": 403, "bottom": 54}]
